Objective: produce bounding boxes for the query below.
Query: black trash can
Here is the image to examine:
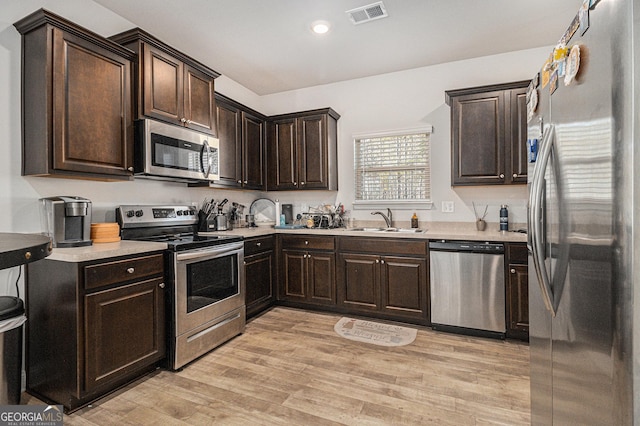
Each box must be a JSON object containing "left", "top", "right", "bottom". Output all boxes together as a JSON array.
[{"left": 0, "top": 296, "right": 25, "bottom": 405}]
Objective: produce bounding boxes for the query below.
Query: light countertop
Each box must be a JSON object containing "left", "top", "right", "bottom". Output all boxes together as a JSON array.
[
  {"left": 202, "top": 221, "right": 528, "bottom": 243},
  {"left": 46, "top": 240, "right": 167, "bottom": 263},
  {"left": 47, "top": 222, "right": 527, "bottom": 262}
]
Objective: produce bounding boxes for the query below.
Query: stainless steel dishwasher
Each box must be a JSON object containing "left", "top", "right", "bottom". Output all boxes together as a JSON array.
[{"left": 429, "top": 240, "right": 505, "bottom": 338}]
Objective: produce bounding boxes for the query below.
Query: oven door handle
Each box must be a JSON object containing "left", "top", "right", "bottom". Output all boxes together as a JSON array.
[{"left": 175, "top": 244, "right": 243, "bottom": 262}]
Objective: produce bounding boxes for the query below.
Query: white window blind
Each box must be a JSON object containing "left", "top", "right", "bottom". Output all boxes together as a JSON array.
[{"left": 354, "top": 129, "right": 432, "bottom": 206}]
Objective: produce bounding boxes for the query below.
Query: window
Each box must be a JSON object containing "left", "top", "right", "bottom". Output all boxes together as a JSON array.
[{"left": 353, "top": 127, "right": 432, "bottom": 209}]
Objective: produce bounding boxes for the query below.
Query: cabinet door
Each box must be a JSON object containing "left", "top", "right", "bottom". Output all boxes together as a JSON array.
[
  {"left": 380, "top": 256, "right": 428, "bottom": 320},
  {"left": 281, "top": 250, "right": 306, "bottom": 301},
  {"left": 242, "top": 111, "right": 266, "bottom": 189},
  {"left": 451, "top": 90, "right": 506, "bottom": 185},
  {"left": 84, "top": 277, "right": 165, "bottom": 392},
  {"left": 507, "top": 264, "right": 529, "bottom": 339},
  {"left": 508, "top": 87, "right": 528, "bottom": 184},
  {"left": 142, "top": 44, "right": 184, "bottom": 126},
  {"left": 184, "top": 64, "right": 216, "bottom": 135},
  {"left": 51, "top": 28, "right": 133, "bottom": 177},
  {"left": 297, "top": 114, "right": 328, "bottom": 189},
  {"left": 268, "top": 119, "right": 298, "bottom": 190},
  {"left": 244, "top": 251, "right": 274, "bottom": 317},
  {"left": 338, "top": 253, "right": 380, "bottom": 311},
  {"left": 307, "top": 252, "right": 336, "bottom": 305},
  {"left": 215, "top": 99, "right": 242, "bottom": 187}
]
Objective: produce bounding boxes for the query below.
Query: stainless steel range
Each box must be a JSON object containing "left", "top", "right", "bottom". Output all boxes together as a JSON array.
[{"left": 117, "top": 205, "right": 245, "bottom": 370}]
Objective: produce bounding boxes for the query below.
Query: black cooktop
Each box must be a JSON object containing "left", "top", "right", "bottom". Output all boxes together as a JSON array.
[{"left": 135, "top": 233, "right": 243, "bottom": 252}]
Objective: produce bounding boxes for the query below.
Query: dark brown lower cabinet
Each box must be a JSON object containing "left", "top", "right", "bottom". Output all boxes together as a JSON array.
[
  {"left": 278, "top": 235, "right": 336, "bottom": 306},
  {"left": 506, "top": 243, "right": 529, "bottom": 340},
  {"left": 337, "top": 237, "right": 429, "bottom": 324},
  {"left": 26, "top": 252, "right": 165, "bottom": 412},
  {"left": 244, "top": 236, "right": 275, "bottom": 318}
]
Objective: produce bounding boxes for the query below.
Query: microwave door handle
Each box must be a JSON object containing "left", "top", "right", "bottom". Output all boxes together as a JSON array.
[{"left": 202, "top": 140, "right": 212, "bottom": 178}]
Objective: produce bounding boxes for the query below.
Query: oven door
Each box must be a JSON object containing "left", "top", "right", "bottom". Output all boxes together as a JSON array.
[{"left": 173, "top": 241, "right": 244, "bottom": 335}]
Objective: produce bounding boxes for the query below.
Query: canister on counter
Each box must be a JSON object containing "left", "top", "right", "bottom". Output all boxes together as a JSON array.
[{"left": 500, "top": 205, "right": 509, "bottom": 231}]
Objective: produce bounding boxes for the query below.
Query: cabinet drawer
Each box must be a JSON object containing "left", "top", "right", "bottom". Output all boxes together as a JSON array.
[
  {"left": 507, "top": 243, "right": 528, "bottom": 264},
  {"left": 84, "top": 254, "right": 164, "bottom": 290},
  {"left": 280, "top": 235, "right": 335, "bottom": 251},
  {"left": 338, "top": 237, "right": 427, "bottom": 256},
  {"left": 244, "top": 236, "right": 274, "bottom": 256}
]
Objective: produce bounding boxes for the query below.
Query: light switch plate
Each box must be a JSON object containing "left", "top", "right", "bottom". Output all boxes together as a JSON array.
[{"left": 442, "top": 201, "right": 454, "bottom": 213}]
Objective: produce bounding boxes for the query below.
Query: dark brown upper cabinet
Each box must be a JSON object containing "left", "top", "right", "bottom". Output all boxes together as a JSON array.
[
  {"left": 210, "top": 94, "right": 266, "bottom": 190},
  {"left": 446, "top": 80, "right": 530, "bottom": 186},
  {"left": 110, "top": 28, "right": 219, "bottom": 136},
  {"left": 14, "top": 9, "right": 135, "bottom": 180},
  {"left": 267, "top": 108, "right": 339, "bottom": 191}
]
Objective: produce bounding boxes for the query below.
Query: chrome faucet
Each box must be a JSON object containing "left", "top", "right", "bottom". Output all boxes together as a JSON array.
[{"left": 371, "top": 208, "right": 393, "bottom": 228}]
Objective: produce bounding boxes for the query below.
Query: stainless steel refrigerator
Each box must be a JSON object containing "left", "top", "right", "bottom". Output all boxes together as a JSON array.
[{"left": 527, "top": 0, "right": 637, "bottom": 424}]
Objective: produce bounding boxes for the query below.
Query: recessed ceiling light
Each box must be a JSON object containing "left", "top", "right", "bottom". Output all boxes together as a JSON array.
[{"left": 311, "top": 21, "right": 331, "bottom": 34}]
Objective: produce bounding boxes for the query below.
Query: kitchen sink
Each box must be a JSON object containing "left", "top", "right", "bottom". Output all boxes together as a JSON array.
[
  {"left": 350, "top": 227, "right": 425, "bottom": 233},
  {"left": 386, "top": 228, "right": 425, "bottom": 233}
]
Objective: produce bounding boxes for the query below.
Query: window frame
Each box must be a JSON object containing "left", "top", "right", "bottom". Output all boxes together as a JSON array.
[{"left": 352, "top": 126, "right": 433, "bottom": 210}]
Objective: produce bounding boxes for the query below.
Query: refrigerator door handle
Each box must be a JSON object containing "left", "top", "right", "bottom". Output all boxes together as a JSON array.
[{"left": 529, "top": 124, "right": 556, "bottom": 316}]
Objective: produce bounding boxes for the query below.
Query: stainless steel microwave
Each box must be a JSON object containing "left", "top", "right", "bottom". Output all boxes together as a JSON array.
[{"left": 134, "top": 119, "right": 219, "bottom": 183}]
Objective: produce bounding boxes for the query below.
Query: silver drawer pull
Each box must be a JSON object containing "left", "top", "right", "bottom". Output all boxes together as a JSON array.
[
  {"left": 159, "top": 283, "right": 165, "bottom": 288},
  {"left": 127, "top": 267, "right": 135, "bottom": 274}
]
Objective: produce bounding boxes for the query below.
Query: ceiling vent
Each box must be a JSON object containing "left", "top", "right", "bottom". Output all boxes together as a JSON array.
[{"left": 346, "top": 2, "right": 388, "bottom": 25}]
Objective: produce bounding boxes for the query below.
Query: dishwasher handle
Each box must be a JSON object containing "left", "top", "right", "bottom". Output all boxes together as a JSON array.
[{"left": 428, "top": 240, "right": 504, "bottom": 254}]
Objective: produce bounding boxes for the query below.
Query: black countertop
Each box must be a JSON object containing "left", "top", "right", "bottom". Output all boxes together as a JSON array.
[{"left": 0, "top": 233, "right": 52, "bottom": 270}]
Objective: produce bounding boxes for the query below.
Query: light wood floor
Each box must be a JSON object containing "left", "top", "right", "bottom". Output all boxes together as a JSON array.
[{"left": 26, "top": 307, "right": 530, "bottom": 425}]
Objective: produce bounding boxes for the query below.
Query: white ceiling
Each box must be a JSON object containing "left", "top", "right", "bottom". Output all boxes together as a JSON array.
[{"left": 65, "top": 1, "right": 586, "bottom": 95}]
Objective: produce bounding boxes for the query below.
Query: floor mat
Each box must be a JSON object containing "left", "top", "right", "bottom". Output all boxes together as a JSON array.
[{"left": 334, "top": 317, "right": 417, "bottom": 347}]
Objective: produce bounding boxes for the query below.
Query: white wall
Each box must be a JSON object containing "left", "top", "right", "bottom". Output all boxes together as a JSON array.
[{"left": 258, "top": 47, "right": 551, "bottom": 227}]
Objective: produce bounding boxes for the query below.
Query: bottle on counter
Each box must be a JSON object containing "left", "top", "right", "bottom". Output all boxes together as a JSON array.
[
  {"left": 500, "top": 205, "right": 509, "bottom": 231},
  {"left": 274, "top": 199, "right": 280, "bottom": 227},
  {"left": 411, "top": 212, "right": 419, "bottom": 228}
]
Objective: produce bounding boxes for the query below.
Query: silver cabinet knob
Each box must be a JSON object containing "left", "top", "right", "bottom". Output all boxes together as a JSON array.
[
  {"left": 256, "top": 242, "right": 262, "bottom": 247},
  {"left": 127, "top": 267, "right": 134, "bottom": 274},
  {"left": 294, "top": 182, "right": 298, "bottom": 186},
  {"left": 375, "top": 259, "right": 380, "bottom": 264},
  {"left": 305, "top": 241, "right": 309, "bottom": 245},
  {"left": 301, "top": 182, "right": 305, "bottom": 186},
  {"left": 159, "top": 283, "right": 165, "bottom": 288},
  {"left": 181, "top": 118, "right": 187, "bottom": 123},
  {"left": 510, "top": 268, "right": 516, "bottom": 274},
  {"left": 127, "top": 167, "right": 134, "bottom": 172},
  {"left": 499, "top": 173, "right": 505, "bottom": 179},
  {"left": 186, "top": 120, "right": 192, "bottom": 125},
  {"left": 513, "top": 173, "right": 518, "bottom": 178},
  {"left": 243, "top": 261, "right": 247, "bottom": 265},
  {"left": 381, "top": 259, "right": 385, "bottom": 264},
  {"left": 238, "top": 180, "right": 242, "bottom": 184},
  {"left": 244, "top": 180, "right": 248, "bottom": 184}
]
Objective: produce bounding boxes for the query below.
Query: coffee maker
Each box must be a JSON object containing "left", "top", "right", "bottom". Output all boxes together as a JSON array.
[{"left": 40, "top": 196, "right": 93, "bottom": 247}]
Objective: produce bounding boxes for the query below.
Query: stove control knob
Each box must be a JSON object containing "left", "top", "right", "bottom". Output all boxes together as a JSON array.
[
  {"left": 125, "top": 210, "right": 135, "bottom": 218},
  {"left": 135, "top": 210, "right": 144, "bottom": 217},
  {"left": 177, "top": 211, "right": 183, "bottom": 216},
  {"left": 183, "top": 210, "right": 190, "bottom": 216}
]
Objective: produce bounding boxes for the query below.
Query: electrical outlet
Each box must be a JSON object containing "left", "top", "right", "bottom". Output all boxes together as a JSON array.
[{"left": 442, "top": 201, "right": 454, "bottom": 213}]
